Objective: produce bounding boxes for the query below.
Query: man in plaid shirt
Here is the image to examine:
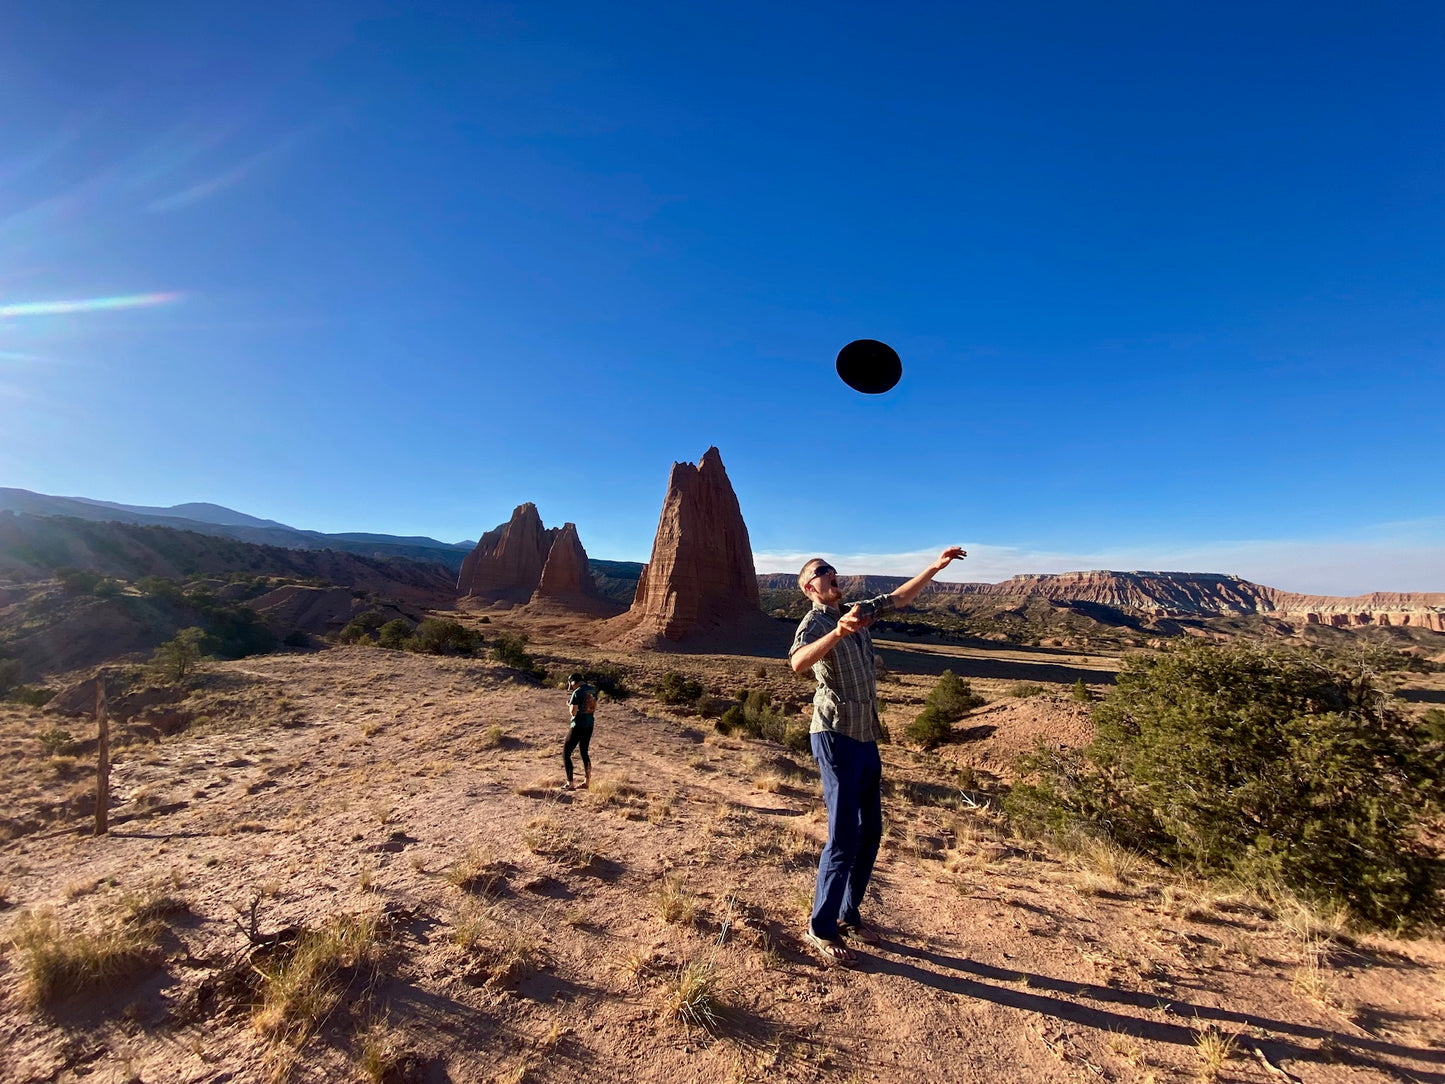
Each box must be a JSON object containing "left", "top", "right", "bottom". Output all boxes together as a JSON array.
[{"left": 790, "top": 547, "right": 967, "bottom": 962}]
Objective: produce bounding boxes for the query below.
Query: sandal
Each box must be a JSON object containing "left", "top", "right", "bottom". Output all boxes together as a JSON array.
[
  {"left": 839, "top": 921, "right": 880, "bottom": 944},
  {"left": 804, "top": 928, "right": 855, "bottom": 964}
]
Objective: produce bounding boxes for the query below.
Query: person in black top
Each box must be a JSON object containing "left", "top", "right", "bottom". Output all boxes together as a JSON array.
[{"left": 564, "top": 673, "right": 595, "bottom": 790}]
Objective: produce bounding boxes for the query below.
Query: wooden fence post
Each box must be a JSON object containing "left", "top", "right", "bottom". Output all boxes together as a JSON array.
[{"left": 94, "top": 678, "right": 109, "bottom": 836}]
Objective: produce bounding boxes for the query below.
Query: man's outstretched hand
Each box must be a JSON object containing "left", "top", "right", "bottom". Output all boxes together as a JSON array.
[{"left": 933, "top": 546, "right": 967, "bottom": 571}]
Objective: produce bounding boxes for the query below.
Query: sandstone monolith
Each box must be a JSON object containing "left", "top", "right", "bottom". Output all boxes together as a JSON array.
[
  {"left": 533, "top": 522, "right": 598, "bottom": 603},
  {"left": 608, "top": 447, "right": 769, "bottom": 645},
  {"left": 457, "top": 503, "right": 559, "bottom": 604}
]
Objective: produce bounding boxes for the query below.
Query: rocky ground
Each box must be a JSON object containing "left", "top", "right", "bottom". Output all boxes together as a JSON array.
[{"left": 2, "top": 632, "right": 1443, "bottom": 1084}]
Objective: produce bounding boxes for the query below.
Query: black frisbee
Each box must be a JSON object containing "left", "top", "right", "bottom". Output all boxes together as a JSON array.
[{"left": 836, "top": 339, "right": 902, "bottom": 394}]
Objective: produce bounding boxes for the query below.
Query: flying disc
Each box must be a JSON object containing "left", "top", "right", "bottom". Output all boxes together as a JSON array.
[{"left": 836, "top": 339, "right": 902, "bottom": 394}]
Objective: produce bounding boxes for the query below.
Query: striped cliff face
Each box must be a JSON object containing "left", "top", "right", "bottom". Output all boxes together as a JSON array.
[{"left": 754, "top": 569, "right": 1445, "bottom": 628}]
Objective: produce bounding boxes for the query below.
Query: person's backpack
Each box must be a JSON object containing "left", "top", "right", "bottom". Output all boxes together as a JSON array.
[{"left": 582, "top": 686, "right": 598, "bottom": 714}]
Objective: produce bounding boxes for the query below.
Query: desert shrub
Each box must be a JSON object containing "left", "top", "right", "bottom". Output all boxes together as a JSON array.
[
  {"left": 253, "top": 912, "right": 382, "bottom": 1044},
  {"left": 1423, "top": 708, "right": 1445, "bottom": 743},
  {"left": 199, "top": 604, "right": 276, "bottom": 659},
  {"left": 1008, "top": 681, "right": 1047, "bottom": 698},
  {"left": 337, "top": 620, "right": 373, "bottom": 645},
  {"left": 782, "top": 719, "right": 813, "bottom": 755},
  {"left": 1005, "top": 640, "right": 1445, "bottom": 929},
  {"left": 55, "top": 567, "right": 101, "bottom": 594},
  {"left": 926, "top": 670, "right": 987, "bottom": 717},
  {"left": 716, "top": 705, "right": 743, "bottom": 735},
  {"left": 656, "top": 671, "right": 704, "bottom": 706},
  {"left": 337, "top": 610, "right": 387, "bottom": 645},
  {"left": 577, "top": 662, "right": 631, "bottom": 700},
  {"left": 731, "top": 688, "right": 788, "bottom": 744},
  {"left": 376, "top": 619, "right": 413, "bottom": 649},
  {"left": 491, "top": 632, "right": 544, "bottom": 678},
  {"left": 10, "top": 686, "right": 55, "bottom": 707},
  {"left": 92, "top": 578, "right": 123, "bottom": 599},
  {"left": 410, "top": 618, "right": 482, "bottom": 655},
  {"left": 905, "top": 706, "right": 954, "bottom": 748},
  {"left": 905, "top": 670, "right": 985, "bottom": 748},
  {"left": 0, "top": 657, "right": 21, "bottom": 696},
  {"left": 281, "top": 630, "right": 309, "bottom": 648},
  {"left": 1072, "top": 678, "right": 1092, "bottom": 703},
  {"left": 136, "top": 576, "right": 184, "bottom": 602},
  {"left": 151, "top": 627, "right": 210, "bottom": 682},
  {"left": 37, "top": 726, "right": 76, "bottom": 756}
]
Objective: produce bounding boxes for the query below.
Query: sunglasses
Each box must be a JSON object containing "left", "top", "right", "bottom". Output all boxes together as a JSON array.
[{"left": 806, "top": 564, "right": 837, "bottom": 583}]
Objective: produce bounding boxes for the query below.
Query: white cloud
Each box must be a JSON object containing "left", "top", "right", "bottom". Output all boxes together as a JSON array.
[{"left": 753, "top": 535, "right": 1445, "bottom": 596}]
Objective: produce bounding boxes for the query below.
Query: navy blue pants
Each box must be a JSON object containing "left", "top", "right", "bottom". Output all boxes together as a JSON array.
[{"left": 809, "top": 730, "right": 883, "bottom": 940}]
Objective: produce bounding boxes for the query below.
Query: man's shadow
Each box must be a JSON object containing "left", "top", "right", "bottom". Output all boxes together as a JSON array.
[{"left": 858, "top": 939, "right": 1445, "bottom": 1082}]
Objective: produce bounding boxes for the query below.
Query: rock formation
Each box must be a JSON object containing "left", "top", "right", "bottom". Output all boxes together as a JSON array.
[
  {"left": 608, "top": 447, "right": 768, "bottom": 645},
  {"left": 457, "top": 503, "right": 559, "bottom": 604},
  {"left": 458, "top": 504, "right": 604, "bottom": 609},
  {"left": 532, "top": 522, "right": 598, "bottom": 603}
]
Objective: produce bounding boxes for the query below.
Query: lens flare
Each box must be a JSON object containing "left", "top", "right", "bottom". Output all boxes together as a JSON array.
[{"left": 0, "top": 292, "right": 181, "bottom": 318}]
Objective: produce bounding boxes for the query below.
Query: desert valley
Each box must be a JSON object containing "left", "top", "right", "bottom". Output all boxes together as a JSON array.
[{"left": 2, "top": 449, "right": 1443, "bottom": 1084}]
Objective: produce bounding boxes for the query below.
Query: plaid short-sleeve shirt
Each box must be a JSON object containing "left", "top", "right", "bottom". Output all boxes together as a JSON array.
[{"left": 791, "top": 596, "right": 895, "bottom": 742}]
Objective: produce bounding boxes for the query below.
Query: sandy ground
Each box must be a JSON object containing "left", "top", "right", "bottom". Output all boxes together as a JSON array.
[{"left": 2, "top": 642, "right": 1443, "bottom": 1084}]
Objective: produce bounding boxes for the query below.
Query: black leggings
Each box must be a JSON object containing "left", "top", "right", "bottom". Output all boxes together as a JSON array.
[{"left": 563, "top": 720, "right": 593, "bottom": 782}]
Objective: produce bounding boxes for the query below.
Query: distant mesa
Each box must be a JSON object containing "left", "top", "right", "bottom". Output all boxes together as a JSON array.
[
  {"left": 457, "top": 503, "right": 606, "bottom": 611},
  {"left": 606, "top": 446, "right": 774, "bottom": 647},
  {"left": 754, "top": 568, "right": 1445, "bottom": 632}
]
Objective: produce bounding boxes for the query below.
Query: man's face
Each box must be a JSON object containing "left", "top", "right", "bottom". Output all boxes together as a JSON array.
[{"left": 804, "top": 562, "right": 842, "bottom": 606}]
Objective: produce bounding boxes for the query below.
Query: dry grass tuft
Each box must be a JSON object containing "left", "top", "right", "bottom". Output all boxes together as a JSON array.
[
  {"left": 1277, "top": 894, "right": 1352, "bottom": 943},
  {"left": 478, "top": 724, "right": 507, "bottom": 749},
  {"left": 1106, "top": 1029, "right": 1143, "bottom": 1065},
  {"left": 656, "top": 874, "right": 699, "bottom": 927},
  {"left": 522, "top": 817, "right": 595, "bottom": 867},
  {"left": 452, "top": 902, "right": 548, "bottom": 987},
  {"left": 8, "top": 907, "right": 162, "bottom": 1008},
  {"left": 589, "top": 775, "right": 642, "bottom": 804},
  {"left": 562, "top": 904, "right": 590, "bottom": 928},
  {"left": 1193, "top": 1025, "right": 1237, "bottom": 1082},
  {"left": 356, "top": 1019, "right": 405, "bottom": 1084},
  {"left": 752, "top": 771, "right": 788, "bottom": 793},
  {"left": 117, "top": 884, "right": 190, "bottom": 927},
  {"left": 1292, "top": 935, "right": 1336, "bottom": 1005},
  {"left": 620, "top": 949, "right": 656, "bottom": 988},
  {"left": 660, "top": 958, "right": 723, "bottom": 1032},
  {"left": 515, "top": 775, "right": 558, "bottom": 798},
  {"left": 253, "top": 911, "right": 383, "bottom": 1048},
  {"left": 445, "top": 846, "right": 505, "bottom": 896}
]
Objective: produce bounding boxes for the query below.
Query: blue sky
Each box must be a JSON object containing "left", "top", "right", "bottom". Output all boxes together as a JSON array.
[{"left": 1, "top": 2, "right": 1441, "bottom": 594}]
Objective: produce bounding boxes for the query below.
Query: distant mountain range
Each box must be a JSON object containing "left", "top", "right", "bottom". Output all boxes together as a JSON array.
[
  {"left": 4, "top": 488, "right": 1443, "bottom": 634},
  {"left": 0, "top": 488, "right": 477, "bottom": 571}
]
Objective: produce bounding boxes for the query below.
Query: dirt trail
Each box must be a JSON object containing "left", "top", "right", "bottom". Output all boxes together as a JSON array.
[{"left": 2, "top": 647, "right": 1443, "bottom": 1084}]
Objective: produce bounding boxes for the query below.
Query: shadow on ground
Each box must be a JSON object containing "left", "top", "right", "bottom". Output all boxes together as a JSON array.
[{"left": 864, "top": 940, "right": 1445, "bottom": 1082}]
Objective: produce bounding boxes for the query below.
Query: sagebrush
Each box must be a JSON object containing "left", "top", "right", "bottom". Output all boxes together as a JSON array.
[{"left": 1005, "top": 640, "right": 1445, "bottom": 928}]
